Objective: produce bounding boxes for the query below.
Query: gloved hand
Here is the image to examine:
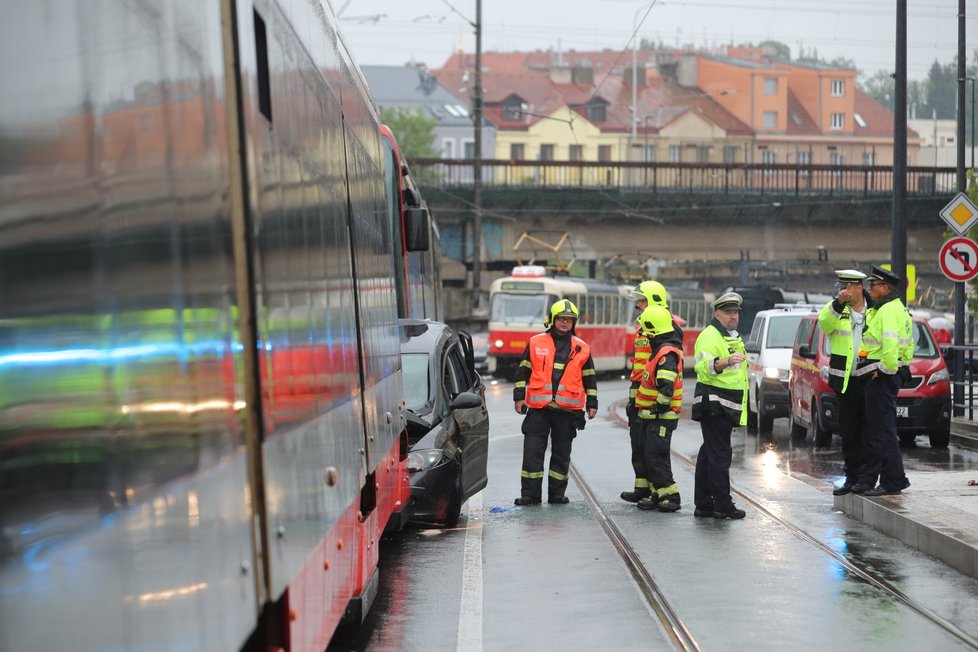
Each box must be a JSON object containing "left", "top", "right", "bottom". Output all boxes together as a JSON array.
[
  {"left": 625, "top": 402, "right": 637, "bottom": 419},
  {"left": 650, "top": 403, "right": 670, "bottom": 415},
  {"left": 898, "top": 366, "right": 912, "bottom": 385}
]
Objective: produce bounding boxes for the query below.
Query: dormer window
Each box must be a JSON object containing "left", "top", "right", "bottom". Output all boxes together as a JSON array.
[
  {"left": 586, "top": 97, "right": 608, "bottom": 123},
  {"left": 501, "top": 95, "right": 524, "bottom": 121}
]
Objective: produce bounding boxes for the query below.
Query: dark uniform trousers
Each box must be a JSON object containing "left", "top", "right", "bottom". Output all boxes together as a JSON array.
[
  {"left": 859, "top": 372, "right": 906, "bottom": 490},
  {"left": 837, "top": 374, "right": 868, "bottom": 484},
  {"left": 627, "top": 405, "right": 648, "bottom": 484},
  {"left": 643, "top": 419, "right": 676, "bottom": 491},
  {"left": 694, "top": 412, "right": 735, "bottom": 510},
  {"left": 520, "top": 407, "right": 577, "bottom": 499}
]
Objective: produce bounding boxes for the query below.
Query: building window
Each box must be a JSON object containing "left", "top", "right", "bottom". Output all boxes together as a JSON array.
[
  {"left": 587, "top": 103, "right": 606, "bottom": 123},
  {"left": 642, "top": 145, "right": 656, "bottom": 162},
  {"left": 830, "top": 152, "right": 844, "bottom": 166},
  {"left": 569, "top": 144, "right": 583, "bottom": 161},
  {"left": 831, "top": 79, "right": 845, "bottom": 97},
  {"left": 798, "top": 150, "right": 811, "bottom": 175},
  {"left": 501, "top": 97, "right": 523, "bottom": 121},
  {"left": 763, "top": 77, "right": 778, "bottom": 96},
  {"left": 463, "top": 140, "right": 475, "bottom": 158},
  {"left": 763, "top": 111, "right": 777, "bottom": 129},
  {"left": 761, "top": 150, "right": 777, "bottom": 164},
  {"left": 669, "top": 145, "right": 682, "bottom": 162},
  {"left": 723, "top": 145, "right": 738, "bottom": 163},
  {"left": 442, "top": 139, "right": 454, "bottom": 158},
  {"left": 831, "top": 113, "right": 845, "bottom": 130},
  {"left": 697, "top": 146, "right": 711, "bottom": 163},
  {"left": 862, "top": 152, "right": 876, "bottom": 166},
  {"left": 598, "top": 144, "right": 612, "bottom": 162},
  {"left": 540, "top": 144, "right": 555, "bottom": 161},
  {"left": 510, "top": 143, "right": 525, "bottom": 160}
]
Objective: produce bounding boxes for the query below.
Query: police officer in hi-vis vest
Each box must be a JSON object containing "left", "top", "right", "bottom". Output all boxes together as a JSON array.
[
  {"left": 818, "top": 269, "right": 872, "bottom": 495},
  {"left": 633, "top": 304, "right": 685, "bottom": 513},
  {"left": 851, "top": 265, "right": 914, "bottom": 496},
  {"left": 692, "top": 292, "right": 748, "bottom": 519},
  {"left": 513, "top": 300, "right": 598, "bottom": 505}
]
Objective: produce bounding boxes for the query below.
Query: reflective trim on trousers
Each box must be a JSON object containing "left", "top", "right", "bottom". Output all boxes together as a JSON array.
[{"left": 693, "top": 393, "right": 743, "bottom": 412}]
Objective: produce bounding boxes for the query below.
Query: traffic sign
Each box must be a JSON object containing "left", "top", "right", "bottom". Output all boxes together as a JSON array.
[
  {"left": 939, "top": 237, "right": 978, "bottom": 282},
  {"left": 939, "top": 192, "right": 978, "bottom": 235}
]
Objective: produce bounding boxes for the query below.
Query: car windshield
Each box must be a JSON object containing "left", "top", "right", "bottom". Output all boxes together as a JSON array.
[
  {"left": 401, "top": 352, "right": 432, "bottom": 411},
  {"left": 766, "top": 314, "right": 805, "bottom": 348},
  {"left": 489, "top": 293, "right": 556, "bottom": 324},
  {"left": 913, "top": 322, "right": 939, "bottom": 359}
]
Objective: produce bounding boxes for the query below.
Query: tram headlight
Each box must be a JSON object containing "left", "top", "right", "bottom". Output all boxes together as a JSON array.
[
  {"left": 407, "top": 448, "right": 445, "bottom": 472},
  {"left": 493, "top": 339, "right": 504, "bottom": 350}
]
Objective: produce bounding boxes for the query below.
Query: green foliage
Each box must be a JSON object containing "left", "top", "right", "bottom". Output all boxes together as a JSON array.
[
  {"left": 758, "top": 40, "right": 791, "bottom": 60},
  {"left": 380, "top": 106, "right": 440, "bottom": 160}
]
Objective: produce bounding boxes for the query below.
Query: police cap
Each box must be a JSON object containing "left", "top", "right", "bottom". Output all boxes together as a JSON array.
[
  {"left": 869, "top": 265, "right": 901, "bottom": 287},
  {"left": 834, "top": 269, "right": 867, "bottom": 284},
  {"left": 710, "top": 291, "right": 743, "bottom": 311}
]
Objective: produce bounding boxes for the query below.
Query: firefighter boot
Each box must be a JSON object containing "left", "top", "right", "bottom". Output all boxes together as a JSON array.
[
  {"left": 657, "top": 493, "right": 681, "bottom": 512},
  {"left": 636, "top": 494, "right": 660, "bottom": 511},
  {"left": 620, "top": 487, "right": 651, "bottom": 503}
]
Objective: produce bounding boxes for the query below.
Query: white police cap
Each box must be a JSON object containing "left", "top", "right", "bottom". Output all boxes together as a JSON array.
[
  {"left": 710, "top": 291, "right": 743, "bottom": 311},
  {"left": 834, "top": 269, "right": 867, "bottom": 283}
]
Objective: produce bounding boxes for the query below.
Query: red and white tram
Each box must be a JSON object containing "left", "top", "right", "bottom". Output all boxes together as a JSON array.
[
  {"left": 487, "top": 267, "right": 636, "bottom": 379},
  {"left": 487, "top": 268, "right": 711, "bottom": 378}
]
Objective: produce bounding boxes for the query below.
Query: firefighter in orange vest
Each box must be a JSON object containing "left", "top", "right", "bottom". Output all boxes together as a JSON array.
[
  {"left": 633, "top": 304, "right": 685, "bottom": 512},
  {"left": 513, "top": 300, "right": 598, "bottom": 505},
  {"left": 622, "top": 280, "right": 684, "bottom": 503}
]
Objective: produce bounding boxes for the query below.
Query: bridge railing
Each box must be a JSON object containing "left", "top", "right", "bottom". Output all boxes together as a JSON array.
[{"left": 412, "top": 159, "right": 957, "bottom": 196}]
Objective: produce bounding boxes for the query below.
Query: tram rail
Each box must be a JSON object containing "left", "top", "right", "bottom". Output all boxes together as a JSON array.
[{"left": 563, "top": 400, "right": 978, "bottom": 651}]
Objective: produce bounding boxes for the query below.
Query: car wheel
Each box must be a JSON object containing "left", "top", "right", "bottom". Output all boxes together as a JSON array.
[
  {"left": 898, "top": 433, "right": 918, "bottom": 448},
  {"left": 928, "top": 425, "right": 950, "bottom": 449},
  {"left": 443, "top": 472, "right": 463, "bottom": 528},
  {"left": 758, "top": 394, "right": 774, "bottom": 434},
  {"left": 789, "top": 397, "right": 807, "bottom": 442},
  {"left": 812, "top": 402, "right": 832, "bottom": 448}
]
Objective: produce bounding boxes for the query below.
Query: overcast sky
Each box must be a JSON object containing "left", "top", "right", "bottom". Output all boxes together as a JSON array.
[{"left": 336, "top": 0, "right": 977, "bottom": 82}]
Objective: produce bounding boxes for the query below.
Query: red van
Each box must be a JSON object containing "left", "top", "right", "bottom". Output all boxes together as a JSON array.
[{"left": 788, "top": 315, "right": 951, "bottom": 448}]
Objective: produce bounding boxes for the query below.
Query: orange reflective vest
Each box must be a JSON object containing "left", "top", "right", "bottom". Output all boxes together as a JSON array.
[
  {"left": 634, "top": 345, "right": 684, "bottom": 420},
  {"left": 629, "top": 327, "right": 652, "bottom": 399},
  {"left": 525, "top": 333, "right": 591, "bottom": 410}
]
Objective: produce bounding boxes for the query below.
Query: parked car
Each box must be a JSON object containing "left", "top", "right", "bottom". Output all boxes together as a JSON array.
[
  {"left": 788, "top": 315, "right": 951, "bottom": 448},
  {"left": 745, "top": 304, "right": 820, "bottom": 432},
  {"left": 470, "top": 330, "right": 489, "bottom": 375},
  {"left": 399, "top": 319, "right": 490, "bottom": 527}
]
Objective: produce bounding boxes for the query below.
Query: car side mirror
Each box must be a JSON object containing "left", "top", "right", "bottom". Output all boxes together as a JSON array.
[
  {"left": 745, "top": 344, "right": 759, "bottom": 354},
  {"left": 798, "top": 344, "right": 816, "bottom": 359},
  {"left": 450, "top": 391, "right": 482, "bottom": 410}
]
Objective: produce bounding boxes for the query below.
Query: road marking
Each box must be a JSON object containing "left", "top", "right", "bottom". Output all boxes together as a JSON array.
[{"left": 456, "top": 491, "right": 484, "bottom": 652}]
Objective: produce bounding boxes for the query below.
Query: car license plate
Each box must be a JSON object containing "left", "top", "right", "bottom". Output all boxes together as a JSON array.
[{"left": 896, "top": 406, "right": 909, "bottom": 418}]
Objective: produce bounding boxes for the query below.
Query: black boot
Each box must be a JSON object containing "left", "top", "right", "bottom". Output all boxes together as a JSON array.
[
  {"left": 657, "top": 493, "right": 681, "bottom": 512},
  {"left": 514, "top": 496, "right": 542, "bottom": 506},
  {"left": 636, "top": 494, "right": 660, "bottom": 511},
  {"left": 620, "top": 487, "right": 651, "bottom": 503}
]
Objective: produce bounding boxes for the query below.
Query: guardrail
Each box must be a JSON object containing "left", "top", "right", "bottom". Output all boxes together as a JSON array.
[
  {"left": 412, "top": 158, "right": 957, "bottom": 196},
  {"left": 942, "top": 344, "right": 978, "bottom": 421}
]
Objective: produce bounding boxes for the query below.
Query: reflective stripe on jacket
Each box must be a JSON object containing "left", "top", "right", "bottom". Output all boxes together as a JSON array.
[
  {"left": 692, "top": 322, "right": 747, "bottom": 425},
  {"left": 629, "top": 327, "right": 653, "bottom": 399},
  {"left": 818, "top": 299, "right": 858, "bottom": 393},
  {"left": 860, "top": 294, "right": 913, "bottom": 375},
  {"left": 525, "top": 333, "right": 591, "bottom": 410},
  {"left": 635, "top": 344, "right": 684, "bottom": 420}
]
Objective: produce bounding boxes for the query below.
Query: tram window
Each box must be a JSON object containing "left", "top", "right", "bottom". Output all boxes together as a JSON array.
[{"left": 490, "top": 293, "right": 555, "bottom": 324}]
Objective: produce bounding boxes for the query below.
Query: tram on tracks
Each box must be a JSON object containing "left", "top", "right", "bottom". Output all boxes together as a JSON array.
[
  {"left": 0, "top": 3, "right": 437, "bottom": 651},
  {"left": 487, "top": 268, "right": 711, "bottom": 378}
]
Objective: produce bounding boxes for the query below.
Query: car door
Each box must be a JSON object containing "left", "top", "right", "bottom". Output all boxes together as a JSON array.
[
  {"left": 445, "top": 345, "right": 489, "bottom": 500},
  {"left": 791, "top": 317, "right": 817, "bottom": 425},
  {"left": 745, "top": 314, "right": 765, "bottom": 412}
]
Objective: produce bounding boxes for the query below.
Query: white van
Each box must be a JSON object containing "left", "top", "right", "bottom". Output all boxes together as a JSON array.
[{"left": 744, "top": 304, "right": 820, "bottom": 432}]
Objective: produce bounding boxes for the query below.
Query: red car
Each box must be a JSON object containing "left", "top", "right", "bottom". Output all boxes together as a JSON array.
[{"left": 788, "top": 315, "right": 951, "bottom": 448}]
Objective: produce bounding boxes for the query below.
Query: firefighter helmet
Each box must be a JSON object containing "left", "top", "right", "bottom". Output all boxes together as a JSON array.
[
  {"left": 546, "top": 299, "right": 580, "bottom": 327},
  {"left": 637, "top": 304, "right": 674, "bottom": 337},
  {"left": 630, "top": 280, "right": 668, "bottom": 307}
]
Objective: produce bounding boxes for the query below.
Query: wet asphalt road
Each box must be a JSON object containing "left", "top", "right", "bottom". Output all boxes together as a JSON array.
[{"left": 330, "top": 376, "right": 978, "bottom": 652}]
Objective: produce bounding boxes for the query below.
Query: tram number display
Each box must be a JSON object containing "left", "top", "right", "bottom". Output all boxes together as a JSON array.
[
  {"left": 896, "top": 406, "right": 909, "bottom": 418},
  {"left": 500, "top": 281, "right": 545, "bottom": 291}
]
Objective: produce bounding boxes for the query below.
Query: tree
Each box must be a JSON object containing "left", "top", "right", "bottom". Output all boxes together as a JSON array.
[
  {"left": 758, "top": 40, "right": 790, "bottom": 60},
  {"left": 380, "top": 106, "right": 440, "bottom": 160}
]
